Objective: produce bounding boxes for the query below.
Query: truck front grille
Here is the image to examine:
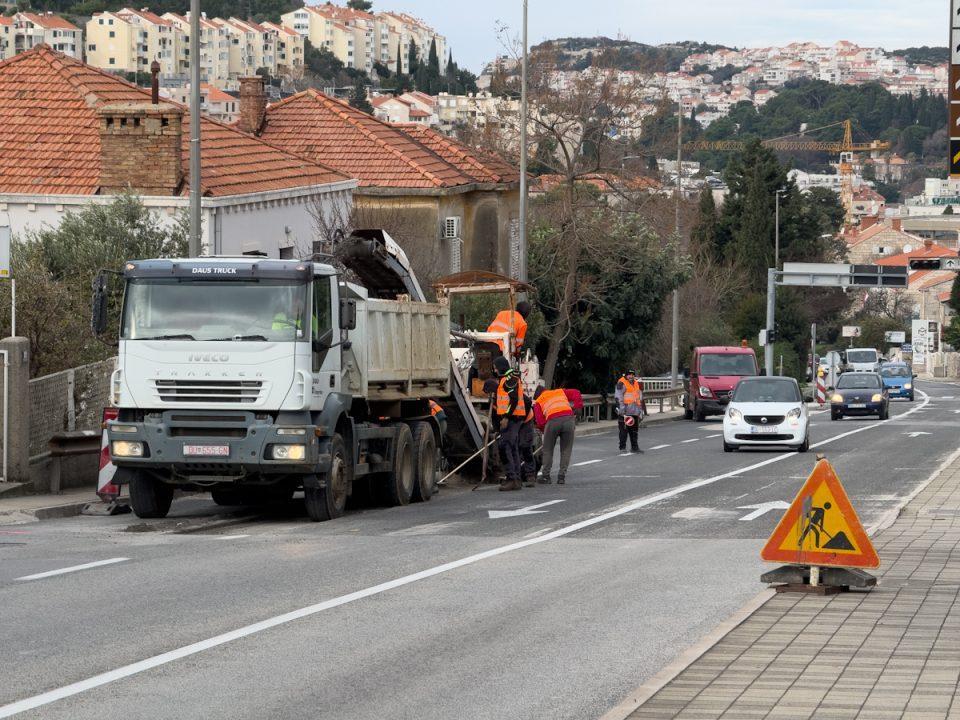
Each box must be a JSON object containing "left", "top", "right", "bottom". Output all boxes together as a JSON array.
[{"left": 153, "top": 380, "right": 263, "bottom": 404}]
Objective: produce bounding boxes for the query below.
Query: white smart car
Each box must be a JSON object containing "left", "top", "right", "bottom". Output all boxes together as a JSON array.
[{"left": 722, "top": 376, "right": 809, "bottom": 453}]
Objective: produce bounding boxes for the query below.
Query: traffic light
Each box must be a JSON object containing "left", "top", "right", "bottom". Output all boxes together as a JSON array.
[
  {"left": 850, "top": 264, "right": 909, "bottom": 287},
  {"left": 909, "top": 257, "right": 960, "bottom": 271}
]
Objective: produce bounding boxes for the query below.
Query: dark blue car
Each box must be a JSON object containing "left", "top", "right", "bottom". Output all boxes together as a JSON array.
[
  {"left": 879, "top": 363, "right": 915, "bottom": 401},
  {"left": 831, "top": 372, "right": 889, "bottom": 420}
]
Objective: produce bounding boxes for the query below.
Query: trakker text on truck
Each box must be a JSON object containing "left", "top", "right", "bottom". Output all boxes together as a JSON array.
[{"left": 93, "top": 246, "right": 451, "bottom": 522}]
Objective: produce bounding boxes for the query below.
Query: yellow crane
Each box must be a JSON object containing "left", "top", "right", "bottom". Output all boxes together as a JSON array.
[{"left": 684, "top": 119, "right": 891, "bottom": 223}]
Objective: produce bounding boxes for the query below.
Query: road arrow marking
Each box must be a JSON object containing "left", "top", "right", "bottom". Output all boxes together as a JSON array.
[
  {"left": 906, "top": 432, "right": 932, "bottom": 438},
  {"left": 737, "top": 501, "right": 790, "bottom": 521},
  {"left": 488, "top": 499, "right": 566, "bottom": 519}
]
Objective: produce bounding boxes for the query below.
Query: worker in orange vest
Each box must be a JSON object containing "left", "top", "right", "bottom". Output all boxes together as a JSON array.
[
  {"left": 487, "top": 301, "right": 532, "bottom": 357},
  {"left": 493, "top": 356, "right": 525, "bottom": 492},
  {"left": 533, "top": 385, "right": 583, "bottom": 485},
  {"left": 428, "top": 399, "right": 447, "bottom": 437},
  {"left": 615, "top": 370, "right": 644, "bottom": 454}
]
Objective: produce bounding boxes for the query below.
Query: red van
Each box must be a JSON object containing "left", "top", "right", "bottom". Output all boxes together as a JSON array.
[{"left": 684, "top": 346, "right": 759, "bottom": 421}]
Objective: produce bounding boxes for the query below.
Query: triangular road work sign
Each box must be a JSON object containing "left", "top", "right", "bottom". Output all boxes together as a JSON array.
[{"left": 761, "top": 458, "right": 879, "bottom": 569}]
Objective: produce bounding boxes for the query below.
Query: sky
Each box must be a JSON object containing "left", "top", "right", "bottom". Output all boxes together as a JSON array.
[{"left": 388, "top": 0, "right": 949, "bottom": 73}]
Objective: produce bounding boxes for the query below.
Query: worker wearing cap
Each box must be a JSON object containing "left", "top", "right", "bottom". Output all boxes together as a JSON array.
[
  {"left": 487, "top": 301, "right": 532, "bottom": 357},
  {"left": 616, "top": 370, "right": 644, "bottom": 454},
  {"left": 534, "top": 385, "right": 583, "bottom": 485},
  {"left": 493, "top": 356, "right": 524, "bottom": 491}
]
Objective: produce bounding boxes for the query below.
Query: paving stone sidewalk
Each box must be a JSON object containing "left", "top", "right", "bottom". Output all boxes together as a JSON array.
[{"left": 627, "top": 454, "right": 960, "bottom": 720}]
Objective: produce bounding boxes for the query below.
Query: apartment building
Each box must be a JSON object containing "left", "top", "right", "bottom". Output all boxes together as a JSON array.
[
  {"left": 161, "top": 83, "right": 240, "bottom": 123},
  {"left": 0, "top": 16, "right": 12, "bottom": 61},
  {"left": 12, "top": 12, "right": 82, "bottom": 58},
  {"left": 226, "top": 18, "right": 278, "bottom": 76},
  {"left": 86, "top": 9, "right": 181, "bottom": 79},
  {"left": 262, "top": 22, "right": 304, "bottom": 76},
  {"left": 162, "top": 13, "right": 231, "bottom": 87}
]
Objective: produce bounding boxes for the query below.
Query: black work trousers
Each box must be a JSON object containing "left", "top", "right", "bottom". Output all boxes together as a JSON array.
[
  {"left": 518, "top": 420, "right": 537, "bottom": 480},
  {"left": 498, "top": 418, "right": 523, "bottom": 481},
  {"left": 618, "top": 416, "right": 639, "bottom": 451}
]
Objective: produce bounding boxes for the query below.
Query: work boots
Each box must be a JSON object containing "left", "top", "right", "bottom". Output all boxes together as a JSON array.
[
  {"left": 499, "top": 478, "right": 522, "bottom": 492},
  {"left": 537, "top": 474, "right": 552, "bottom": 485},
  {"left": 557, "top": 475, "right": 566, "bottom": 485}
]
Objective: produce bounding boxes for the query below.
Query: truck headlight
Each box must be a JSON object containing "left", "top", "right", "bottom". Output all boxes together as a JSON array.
[
  {"left": 699, "top": 385, "right": 713, "bottom": 398},
  {"left": 112, "top": 441, "right": 144, "bottom": 457},
  {"left": 786, "top": 407, "right": 802, "bottom": 420},
  {"left": 270, "top": 444, "right": 306, "bottom": 461}
]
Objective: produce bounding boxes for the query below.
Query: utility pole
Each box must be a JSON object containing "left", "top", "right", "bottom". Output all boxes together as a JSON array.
[
  {"left": 670, "top": 103, "right": 681, "bottom": 388},
  {"left": 811, "top": 322, "right": 817, "bottom": 385},
  {"left": 188, "top": 0, "right": 202, "bottom": 257},
  {"left": 774, "top": 188, "right": 786, "bottom": 269},
  {"left": 517, "top": 0, "right": 528, "bottom": 282},
  {"left": 765, "top": 267, "right": 776, "bottom": 376}
]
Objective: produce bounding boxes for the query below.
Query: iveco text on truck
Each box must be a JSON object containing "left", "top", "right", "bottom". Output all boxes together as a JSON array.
[{"left": 93, "top": 243, "right": 452, "bottom": 522}]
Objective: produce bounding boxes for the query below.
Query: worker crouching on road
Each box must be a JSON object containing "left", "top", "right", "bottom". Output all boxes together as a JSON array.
[
  {"left": 616, "top": 370, "right": 644, "bottom": 454},
  {"left": 494, "top": 356, "right": 525, "bottom": 492},
  {"left": 534, "top": 385, "right": 583, "bottom": 485}
]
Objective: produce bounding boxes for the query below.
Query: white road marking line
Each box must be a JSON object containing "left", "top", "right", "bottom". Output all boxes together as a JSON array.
[
  {"left": 619, "top": 453, "right": 632, "bottom": 457},
  {"left": 648, "top": 444, "right": 670, "bottom": 450},
  {"left": 572, "top": 459, "right": 603, "bottom": 467},
  {"left": 706, "top": 434, "right": 721, "bottom": 439},
  {"left": 681, "top": 438, "right": 699, "bottom": 444},
  {"left": 737, "top": 501, "right": 790, "bottom": 521},
  {"left": 0, "top": 390, "right": 932, "bottom": 718},
  {"left": 16, "top": 558, "right": 129, "bottom": 582},
  {"left": 672, "top": 507, "right": 738, "bottom": 520},
  {"left": 215, "top": 535, "right": 250, "bottom": 540}
]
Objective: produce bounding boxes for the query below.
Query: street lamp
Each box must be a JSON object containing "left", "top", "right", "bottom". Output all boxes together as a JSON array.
[
  {"left": 518, "top": 0, "right": 528, "bottom": 282},
  {"left": 774, "top": 187, "right": 787, "bottom": 269}
]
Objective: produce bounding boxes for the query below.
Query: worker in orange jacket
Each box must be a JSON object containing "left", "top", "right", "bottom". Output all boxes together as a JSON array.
[
  {"left": 616, "top": 370, "right": 644, "bottom": 454},
  {"left": 493, "top": 356, "right": 525, "bottom": 492},
  {"left": 487, "top": 301, "right": 532, "bottom": 357},
  {"left": 533, "top": 386, "right": 583, "bottom": 485}
]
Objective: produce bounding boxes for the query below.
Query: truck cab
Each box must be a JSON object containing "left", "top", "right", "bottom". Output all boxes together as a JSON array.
[
  {"left": 684, "top": 345, "right": 759, "bottom": 421},
  {"left": 97, "top": 253, "right": 449, "bottom": 522},
  {"left": 843, "top": 347, "right": 880, "bottom": 373}
]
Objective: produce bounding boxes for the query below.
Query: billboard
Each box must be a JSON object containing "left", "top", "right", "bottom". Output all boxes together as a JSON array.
[
  {"left": 884, "top": 330, "right": 906, "bottom": 344},
  {"left": 912, "top": 319, "right": 929, "bottom": 366},
  {"left": 842, "top": 325, "right": 862, "bottom": 338}
]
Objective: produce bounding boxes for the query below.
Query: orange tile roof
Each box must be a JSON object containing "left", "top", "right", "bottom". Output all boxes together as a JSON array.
[
  {"left": 0, "top": 17, "right": 12, "bottom": 27},
  {"left": 17, "top": 12, "right": 79, "bottom": 30},
  {"left": 0, "top": 47, "right": 349, "bottom": 197},
  {"left": 202, "top": 84, "right": 235, "bottom": 104},
  {"left": 395, "top": 124, "right": 519, "bottom": 184},
  {"left": 877, "top": 242, "right": 957, "bottom": 266},
  {"left": 118, "top": 8, "right": 174, "bottom": 27},
  {"left": 261, "top": 89, "right": 484, "bottom": 190}
]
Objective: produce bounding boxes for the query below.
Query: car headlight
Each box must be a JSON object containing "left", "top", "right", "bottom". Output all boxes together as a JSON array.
[
  {"left": 727, "top": 407, "right": 742, "bottom": 422},
  {"left": 786, "top": 407, "right": 802, "bottom": 420},
  {"left": 699, "top": 385, "right": 713, "bottom": 398},
  {"left": 831, "top": 394, "right": 843, "bottom": 403},
  {"left": 904, "top": 383, "right": 912, "bottom": 390},
  {"left": 111, "top": 441, "right": 144, "bottom": 457},
  {"left": 871, "top": 393, "right": 883, "bottom": 402},
  {"left": 270, "top": 444, "right": 306, "bottom": 461}
]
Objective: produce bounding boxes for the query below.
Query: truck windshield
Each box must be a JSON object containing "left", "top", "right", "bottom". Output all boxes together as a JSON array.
[
  {"left": 699, "top": 353, "right": 756, "bottom": 376},
  {"left": 121, "top": 279, "right": 309, "bottom": 342},
  {"left": 846, "top": 349, "right": 878, "bottom": 364}
]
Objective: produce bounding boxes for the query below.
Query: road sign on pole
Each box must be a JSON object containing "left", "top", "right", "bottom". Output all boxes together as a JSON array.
[{"left": 842, "top": 326, "right": 862, "bottom": 338}]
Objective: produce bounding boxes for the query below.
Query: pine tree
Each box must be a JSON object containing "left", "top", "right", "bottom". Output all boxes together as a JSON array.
[
  {"left": 346, "top": 0, "right": 373, "bottom": 10},
  {"left": 428, "top": 38, "right": 439, "bottom": 75},
  {"left": 396, "top": 43, "right": 403, "bottom": 76},
  {"left": 950, "top": 272, "right": 960, "bottom": 313},
  {"left": 691, "top": 188, "right": 719, "bottom": 259},
  {"left": 407, "top": 39, "right": 419, "bottom": 77},
  {"left": 349, "top": 77, "right": 373, "bottom": 114}
]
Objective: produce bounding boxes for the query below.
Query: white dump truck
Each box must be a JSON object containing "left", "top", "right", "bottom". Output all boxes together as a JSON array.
[{"left": 93, "top": 233, "right": 456, "bottom": 521}]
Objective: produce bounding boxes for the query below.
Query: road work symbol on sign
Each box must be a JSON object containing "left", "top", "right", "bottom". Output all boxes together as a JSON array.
[{"left": 760, "top": 458, "right": 879, "bottom": 569}]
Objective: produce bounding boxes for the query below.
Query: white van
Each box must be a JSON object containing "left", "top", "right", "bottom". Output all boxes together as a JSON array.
[{"left": 844, "top": 347, "right": 880, "bottom": 373}]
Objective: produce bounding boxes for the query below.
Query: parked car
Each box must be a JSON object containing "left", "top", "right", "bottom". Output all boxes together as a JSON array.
[
  {"left": 843, "top": 347, "right": 881, "bottom": 373},
  {"left": 684, "top": 345, "right": 759, "bottom": 422},
  {"left": 722, "top": 376, "right": 809, "bottom": 453},
  {"left": 879, "top": 363, "right": 915, "bottom": 401},
  {"left": 831, "top": 372, "right": 889, "bottom": 420}
]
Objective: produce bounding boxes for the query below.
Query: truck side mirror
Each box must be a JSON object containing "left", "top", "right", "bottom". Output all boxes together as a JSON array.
[
  {"left": 339, "top": 298, "right": 357, "bottom": 330},
  {"left": 91, "top": 272, "right": 109, "bottom": 336}
]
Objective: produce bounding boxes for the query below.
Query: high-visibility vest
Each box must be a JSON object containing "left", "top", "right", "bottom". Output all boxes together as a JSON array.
[
  {"left": 429, "top": 400, "right": 443, "bottom": 416},
  {"left": 536, "top": 388, "right": 574, "bottom": 420},
  {"left": 487, "top": 310, "right": 527, "bottom": 352},
  {"left": 496, "top": 377, "right": 526, "bottom": 417},
  {"left": 619, "top": 377, "right": 642, "bottom": 406}
]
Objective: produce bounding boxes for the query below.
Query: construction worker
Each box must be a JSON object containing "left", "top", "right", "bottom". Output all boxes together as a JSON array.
[
  {"left": 429, "top": 399, "right": 447, "bottom": 437},
  {"left": 493, "top": 356, "right": 525, "bottom": 491},
  {"left": 616, "top": 370, "right": 644, "bottom": 454},
  {"left": 487, "top": 301, "right": 532, "bottom": 357},
  {"left": 518, "top": 391, "right": 538, "bottom": 488},
  {"left": 534, "top": 385, "right": 583, "bottom": 485}
]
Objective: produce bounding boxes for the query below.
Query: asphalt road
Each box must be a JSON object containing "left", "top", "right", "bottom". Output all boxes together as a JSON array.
[{"left": 1, "top": 380, "right": 958, "bottom": 720}]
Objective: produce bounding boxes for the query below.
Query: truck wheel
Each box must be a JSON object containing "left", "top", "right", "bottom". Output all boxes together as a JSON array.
[
  {"left": 683, "top": 403, "right": 693, "bottom": 420},
  {"left": 694, "top": 402, "right": 706, "bottom": 423},
  {"left": 305, "top": 434, "right": 350, "bottom": 522},
  {"left": 129, "top": 472, "right": 174, "bottom": 519},
  {"left": 385, "top": 423, "right": 415, "bottom": 507},
  {"left": 410, "top": 422, "right": 437, "bottom": 502}
]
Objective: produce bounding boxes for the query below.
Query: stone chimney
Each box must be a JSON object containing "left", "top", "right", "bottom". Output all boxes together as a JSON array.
[
  {"left": 860, "top": 215, "right": 878, "bottom": 231},
  {"left": 238, "top": 76, "right": 266, "bottom": 134},
  {"left": 924, "top": 238, "right": 934, "bottom": 248},
  {"left": 892, "top": 217, "right": 902, "bottom": 232},
  {"left": 98, "top": 102, "right": 183, "bottom": 196}
]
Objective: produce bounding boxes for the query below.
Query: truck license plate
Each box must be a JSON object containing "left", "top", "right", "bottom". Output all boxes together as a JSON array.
[
  {"left": 183, "top": 444, "right": 230, "bottom": 457},
  {"left": 751, "top": 426, "right": 778, "bottom": 434}
]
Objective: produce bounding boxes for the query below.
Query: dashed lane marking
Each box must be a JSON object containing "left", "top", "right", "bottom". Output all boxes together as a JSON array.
[
  {"left": 16, "top": 557, "right": 129, "bottom": 582},
  {"left": 681, "top": 438, "right": 699, "bottom": 444},
  {"left": 648, "top": 444, "right": 671, "bottom": 450},
  {"left": 571, "top": 459, "right": 604, "bottom": 467}
]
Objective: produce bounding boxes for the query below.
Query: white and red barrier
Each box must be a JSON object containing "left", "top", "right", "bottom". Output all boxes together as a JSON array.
[
  {"left": 816, "top": 373, "right": 827, "bottom": 406},
  {"left": 96, "top": 407, "right": 119, "bottom": 501}
]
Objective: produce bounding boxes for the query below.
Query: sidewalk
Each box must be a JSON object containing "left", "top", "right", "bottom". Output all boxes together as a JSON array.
[
  {"left": 0, "top": 486, "right": 102, "bottom": 522},
  {"left": 607, "top": 448, "right": 960, "bottom": 720}
]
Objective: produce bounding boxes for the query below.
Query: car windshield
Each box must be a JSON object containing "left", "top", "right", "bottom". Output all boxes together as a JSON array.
[
  {"left": 733, "top": 379, "right": 801, "bottom": 403},
  {"left": 837, "top": 373, "right": 881, "bottom": 389},
  {"left": 699, "top": 353, "right": 756, "bottom": 376},
  {"left": 880, "top": 366, "right": 910, "bottom": 378},
  {"left": 121, "top": 278, "right": 309, "bottom": 342},
  {"left": 846, "top": 350, "right": 878, "bottom": 364}
]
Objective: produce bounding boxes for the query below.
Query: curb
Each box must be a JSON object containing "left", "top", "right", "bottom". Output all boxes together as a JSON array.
[{"left": 0, "top": 500, "right": 92, "bottom": 522}]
